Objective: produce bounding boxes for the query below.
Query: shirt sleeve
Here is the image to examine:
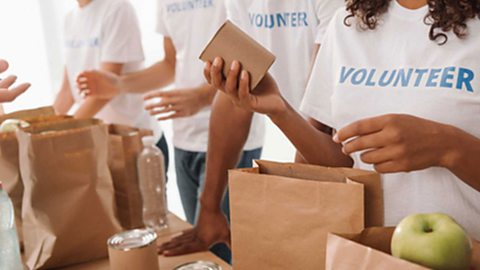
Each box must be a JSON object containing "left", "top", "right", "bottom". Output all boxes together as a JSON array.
[
  {"left": 300, "top": 14, "right": 337, "bottom": 128},
  {"left": 225, "top": 0, "right": 243, "bottom": 26},
  {"left": 314, "top": 0, "right": 344, "bottom": 44},
  {"left": 156, "top": 0, "right": 169, "bottom": 36},
  {"left": 100, "top": 0, "right": 145, "bottom": 63}
]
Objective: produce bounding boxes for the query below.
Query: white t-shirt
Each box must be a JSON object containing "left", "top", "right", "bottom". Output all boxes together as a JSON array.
[
  {"left": 156, "top": 0, "right": 263, "bottom": 152},
  {"left": 64, "top": 0, "right": 162, "bottom": 139},
  {"left": 301, "top": 2, "right": 480, "bottom": 239}
]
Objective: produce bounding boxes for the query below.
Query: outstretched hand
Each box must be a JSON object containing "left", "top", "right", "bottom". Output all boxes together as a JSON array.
[
  {"left": 76, "top": 70, "right": 121, "bottom": 99},
  {"left": 0, "top": 59, "right": 31, "bottom": 103}
]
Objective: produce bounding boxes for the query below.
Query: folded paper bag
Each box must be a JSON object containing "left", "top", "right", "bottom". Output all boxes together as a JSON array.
[
  {"left": 229, "top": 160, "right": 383, "bottom": 270},
  {"left": 199, "top": 20, "right": 276, "bottom": 90}
]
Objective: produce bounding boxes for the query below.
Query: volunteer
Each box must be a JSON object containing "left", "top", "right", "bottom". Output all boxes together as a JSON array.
[
  {"left": 206, "top": 0, "right": 480, "bottom": 239},
  {"left": 0, "top": 59, "right": 30, "bottom": 104},
  {"left": 53, "top": 0, "right": 168, "bottom": 166},
  {"left": 158, "top": 0, "right": 344, "bottom": 257},
  {"left": 76, "top": 0, "right": 260, "bottom": 261}
]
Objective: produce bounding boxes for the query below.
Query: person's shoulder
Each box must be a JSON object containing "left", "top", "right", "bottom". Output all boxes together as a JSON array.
[{"left": 104, "top": 0, "right": 135, "bottom": 14}]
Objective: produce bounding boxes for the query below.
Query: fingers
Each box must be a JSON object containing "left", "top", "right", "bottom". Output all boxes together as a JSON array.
[
  {"left": 0, "top": 75, "right": 18, "bottom": 89},
  {"left": 238, "top": 70, "right": 251, "bottom": 103},
  {"left": 8, "top": 83, "right": 31, "bottom": 100},
  {"left": 334, "top": 115, "right": 392, "bottom": 143},
  {"left": 144, "top": 90, "right": 180, "bottom": 101},
  {"left": 203, "top": 61, "right": 212, "bottom": 84},
  {"left": 224, "top": 60, "right": 241, "bottom": 99},
  {"left": 0, "top": 59, "right": 9, "bottom": 73},
  {"left": 210, "top": 57, "right": 224, "bottom": 89},
  {"left": 156, "top": 112, "right": 186, "bottom": 121},
  {"left": 341, "top": 132, "right": 389, "bottom": 155}
]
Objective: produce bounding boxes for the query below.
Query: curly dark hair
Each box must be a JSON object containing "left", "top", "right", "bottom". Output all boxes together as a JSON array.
[{"left": 344, "top": 0, "right": 480, "bottom": 44}]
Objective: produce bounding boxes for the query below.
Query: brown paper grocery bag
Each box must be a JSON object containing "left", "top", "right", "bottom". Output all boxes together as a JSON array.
[
  {"left": 108, "top": 124, "right": 153, "bottom": 230},
  {"left": 0, "top": 106, "right": 57, "bottom": 243},
  {"left": 18, "top": 118, "right": 122, "bottom": 269},
  {"left": 326, "top": 227, "right": 480, "bottom": 270},
  {"left": 228, "top": 160, "right": 382, "bottom": 270}
]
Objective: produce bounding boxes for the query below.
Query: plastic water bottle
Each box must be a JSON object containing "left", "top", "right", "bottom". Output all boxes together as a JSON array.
[
  {"left": 0, "top": 182, "right": 23, "bottom": 270},
  {"left": 137, "top": 136, "right": 168, "bottom": 232}
]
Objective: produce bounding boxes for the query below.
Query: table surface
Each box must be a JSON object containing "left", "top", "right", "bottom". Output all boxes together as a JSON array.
[{"left": 60, "top": 213, "right": 232, "bottom": 270}]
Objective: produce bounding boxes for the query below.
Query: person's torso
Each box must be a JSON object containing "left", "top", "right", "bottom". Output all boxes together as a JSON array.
[
  {"left": 156, "top": 0, "right": 226, "bottom": 151},
  {"left": 64, "top": 0, "right": 160, "bottom": 137},
  {"left": 326, "top": 3, "right": 480, "bottom": 237}
]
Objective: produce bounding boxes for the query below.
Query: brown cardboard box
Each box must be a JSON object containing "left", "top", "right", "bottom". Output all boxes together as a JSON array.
[
  {"left": 229, "top": 160, "right": 383, "bottom": 270},
  {"left": 199, "top": 20, "right": 275, "bottom": 89},
  {"left": 326, "top": 227, "right": 480, "bottom": 270}
]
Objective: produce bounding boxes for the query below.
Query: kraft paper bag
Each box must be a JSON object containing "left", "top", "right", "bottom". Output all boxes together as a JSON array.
[
  {"left": 326, "top": 227, "right": 480, "bottom": 270},
  {"left": 228, "top": 160, "right": 383, "bottom": 270},
  {"left": 18, "top": 118, "right": 122, "bottom": 269},
  {"left": 0, "top": 106, "right": 57, "bottom": 243},
  {"left": 108, "top": 124, "right": 153, "bottom": 230},
  {"left": 199, "top": 20, "right": 276, "bottom": 90}
]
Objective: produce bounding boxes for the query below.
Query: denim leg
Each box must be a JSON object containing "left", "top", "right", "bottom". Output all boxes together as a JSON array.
[
  {"left": 155, "top": 135, "right": 169, "bottom": 175},
  {"left": 174, "top": 148, "right": 202, "bottom": 225},
  {"left": 221, "top": 147, "right": 263, "bottom": 221}
]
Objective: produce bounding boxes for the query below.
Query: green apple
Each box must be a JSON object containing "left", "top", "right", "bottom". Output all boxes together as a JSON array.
[{"left": 391, "top": 213, "right": 472, "bottom": 270}]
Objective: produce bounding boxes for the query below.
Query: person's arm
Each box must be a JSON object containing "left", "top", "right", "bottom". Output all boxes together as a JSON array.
[
  {"left": 76, "top": 37, "right": 176, "bottom": 99},
  {"left": 53, "top": 67, "right": 75, "bottom": 115},
  {"left": 335, "top": 114, "right": 480, "bottom": 192},
  {"left": 73, "top": 62, "right": 122, "bottom": 119},
  {"left": 144, "top": 82, "right": 216, "bottom": 120}
]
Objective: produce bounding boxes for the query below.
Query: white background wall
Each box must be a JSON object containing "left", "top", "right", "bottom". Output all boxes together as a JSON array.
[{"left": 0, "top": 0, "right": 296, "bottom": 220}]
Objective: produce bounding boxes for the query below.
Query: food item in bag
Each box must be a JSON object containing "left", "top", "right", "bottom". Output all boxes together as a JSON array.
[
  {"left": 391, "top": 213, "right": 472, "bottom": 270},
  {"left": 0, "top": 119, "right": 30, "bottom": 132}
]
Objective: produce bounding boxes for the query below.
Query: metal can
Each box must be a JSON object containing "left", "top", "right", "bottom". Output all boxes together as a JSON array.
[
  {"left": 107, "top": 229, "right": 159, "bottom": 270},
  {"left": 173, "top": 261, "right": 222, "bottom": 270}
]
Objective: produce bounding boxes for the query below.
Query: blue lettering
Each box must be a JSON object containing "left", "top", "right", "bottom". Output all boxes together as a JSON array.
[
  {"left": 414, "top": 69, "right": 429, "bottom": 87},
  {"left": 291, "top": 12, "right": 297, "bottom": 27},
  {"left": 255, "top": 15, "right": 263, "bottom": 27},
  {"left": 352, "top": 69, "right": 368, "bottom": 85},
  {"left": 439, "top": 67, "right": 455, "bottom": 88},
  {"left": 249, "top": 13, "right": 255, "bottom": 25},
  {"left": 265, "top": 14, "right": 274, "bottom": 28},
  {"left": 277, "top": 13, "right": 287, "bottom": 27},
  {"left": 365, "top": 69, "right": 376, "bottom": 86},
  {"left": 426, "top": 68, "right": 442, "bottom": 87},
  {"left": 339, "top": 67, "right": 355, "bottom": 84},
  {"left": 457, "top": 68, "right": 475, "bottom": 92},
  {"left": 299, "top": 12, "right": 308, "bottom": 26},
  {"left": 379, "top": 70, "right": 397, "bottom": 87},
  {"left": 393, "top": 68, "right": 413, "bottom": 87}
]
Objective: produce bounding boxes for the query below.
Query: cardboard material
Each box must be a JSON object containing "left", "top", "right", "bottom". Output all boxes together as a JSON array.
[
  {"left": 0, "top": 106, "right": 59, "bottom": 243},
  {"left": 326, "top": 227, "right": 480, "bottom": 270},
  {"left": 229, "top": 160, "right": 383, "bottom": 270},
  {"left": 108, "top": 124, "right": 153, "bottom": 230},
  {"left": 199, "top": 20, "right": 276, "bottom": 89},
  {"left": 18, "top": 119, "right": 122, "bottom": 269}
]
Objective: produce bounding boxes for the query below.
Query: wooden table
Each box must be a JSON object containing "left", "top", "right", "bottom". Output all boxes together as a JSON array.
[{"left": 60, "top": 213, "right": 231, "bottom": 270}]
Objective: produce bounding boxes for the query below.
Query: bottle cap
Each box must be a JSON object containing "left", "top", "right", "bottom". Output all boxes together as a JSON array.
[{"left": 142, "top": 136, "right": 156, "bottom": 147}]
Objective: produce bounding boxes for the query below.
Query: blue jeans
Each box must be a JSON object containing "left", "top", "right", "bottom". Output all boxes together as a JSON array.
[
  {"left": 156, "top": 135, "right": 169, "bottom": 175},
  {"left": 174, "top": 147, "right": 262, "bottom": 263}
]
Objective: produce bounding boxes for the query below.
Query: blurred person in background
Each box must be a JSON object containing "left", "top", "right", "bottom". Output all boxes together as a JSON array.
[
  {"left": 76, "top": 0, "right": 257, "bottom": 262},
  {"left": 53, "top": 0, "right": 168, "bottom": 167},
  {"left": 157, "top": 0, "right": 344, "bottom": 259}
]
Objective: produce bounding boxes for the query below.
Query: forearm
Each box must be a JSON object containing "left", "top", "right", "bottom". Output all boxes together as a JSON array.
[
  {"left": 121, "top": 60, "right": 175, "bottom": 93},
  {"left": 53, "top": 88, "right": 74, "bottom": 115},
  {"left": 74, "top": 97, "right": 110, "bottom": 119},
  {"left": 269, "top": 102, "right": 352, "bottom": 167},
  {"left": 200, "top": 93, "right": 253, "bottom": 211},
  {"left": 443, "top": 126, "right": 480, "bottom": 192}
]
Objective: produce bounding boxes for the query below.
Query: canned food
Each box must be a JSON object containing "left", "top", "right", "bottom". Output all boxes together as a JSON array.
[
  {"left": 173, "top": 261, "right": 222, "bottom": 270},
  {"left": 107, "top": 229, "right": 159, "bottom": 270},
  {"left": 107, "top": 228, "right": 157, "bottom": 250}
]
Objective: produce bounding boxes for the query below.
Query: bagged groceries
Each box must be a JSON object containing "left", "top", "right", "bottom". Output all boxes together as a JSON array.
[
  {"left": 17, "top": 118, "right": 121, "bottom": 269},
  {"left": 229, "top": 160, "right": 383, "bottom": 270}
]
